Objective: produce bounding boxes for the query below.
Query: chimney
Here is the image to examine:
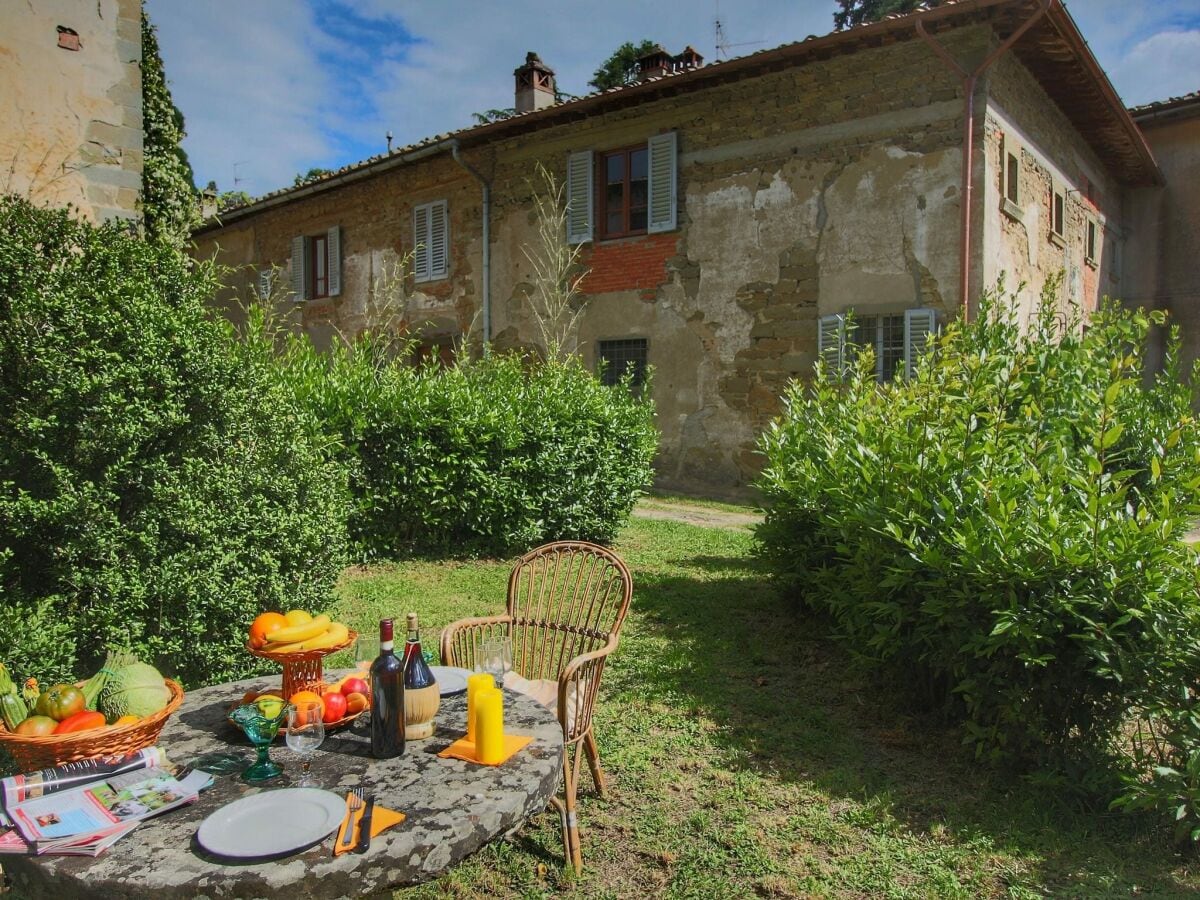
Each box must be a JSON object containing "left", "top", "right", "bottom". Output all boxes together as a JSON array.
[
  {"left": 677, "top": 46, "right": 704, "bottom": 71},
  {"left": 514, "top": 52, "right": 556, "bottom": 113},
  {"left": 636, "top": 45, "right": 672, "bottom": 81}
]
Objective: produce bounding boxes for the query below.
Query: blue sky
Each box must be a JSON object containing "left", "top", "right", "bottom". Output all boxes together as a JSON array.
[{"left": 144, "top": 0, "right": 1200, "bottom": 199}]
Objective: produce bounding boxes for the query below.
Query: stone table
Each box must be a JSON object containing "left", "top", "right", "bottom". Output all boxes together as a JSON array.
[{"left": 4, "top": 675, "right": 564, "bottom": 899}]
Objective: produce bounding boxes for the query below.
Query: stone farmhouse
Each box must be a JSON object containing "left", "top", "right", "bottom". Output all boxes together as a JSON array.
[
  {"left": 0, "top": 0, "right": 143, "bottom": 223},
  {"left": 193, "top": 0, "right": 1190, "bottom": 498}
]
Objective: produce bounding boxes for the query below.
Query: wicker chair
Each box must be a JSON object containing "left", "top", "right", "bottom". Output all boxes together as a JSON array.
[{"left": 440, "top": 540, "right": 633, "bottom": 874}]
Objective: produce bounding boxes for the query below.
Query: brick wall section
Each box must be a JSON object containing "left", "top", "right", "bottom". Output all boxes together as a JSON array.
[{"left": 577, "top": 233, "right": 679, "bottom": 297}]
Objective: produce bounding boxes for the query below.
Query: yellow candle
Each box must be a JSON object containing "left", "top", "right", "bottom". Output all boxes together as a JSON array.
[
  {"left": 475, "top": 687, "right": 504, "bottom": 764},
  {"left": 466, "top": 673, "right": 494, "bottom": 744}
]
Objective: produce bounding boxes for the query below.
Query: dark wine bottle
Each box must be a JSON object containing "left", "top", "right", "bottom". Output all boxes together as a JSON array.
[
  {"left": 370, "top": 619, "right": 405, "bottom": 758},
  {"left": 403, "top": 612, "right": 436, "bottom": 690}
]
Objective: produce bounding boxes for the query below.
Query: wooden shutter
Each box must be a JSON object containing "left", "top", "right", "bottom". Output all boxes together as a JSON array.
[
  {"left": 566, "top": 150, "right": 593, "bottom": 244},
  {"left": 257, "top": 269, "right": 271, "bottom": 300},
  {"left": 290, "top": 235, "right": 306, "bottom": 299},
  {"left": 817, "top": 314, "right": 845, "bottom": 375},
  {"left": 413, "top": 205, "right": 430, "bottom": 282},
  {"left": 429, "top": 201, "right": 448, "bottom": 279},
  {"left": 905, "top": 308, "right": 937, "bottom": 379},
  {"left": 647, "top": 131, "right": 677, "bottom": 234},
  {"left": 326, "top": 226, "right": 341, "bottom": 296}
]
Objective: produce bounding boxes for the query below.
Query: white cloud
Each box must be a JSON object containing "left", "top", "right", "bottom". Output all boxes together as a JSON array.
[{"left": 1105, "top": 30, "right": 1200, "bottom": 106}]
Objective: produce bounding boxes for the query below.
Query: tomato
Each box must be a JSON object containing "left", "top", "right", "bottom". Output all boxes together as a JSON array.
[
  {"left": 322, "top": 691, "right": 348, "bottom": 723},
  {"left": 341, "top": 677, "right": 369, "bottom": 698},
  {"left": 35, "top": 684, "right": 85, "bottom": 722},
  {"left": 248, "top": 612, "right": 287, "bottom": 649},
  {"left": 53, "top": 710, "right": 107, "bottom": 734},
  {"left": 14, "top": 715, "right": 57, "bottom": 736}
]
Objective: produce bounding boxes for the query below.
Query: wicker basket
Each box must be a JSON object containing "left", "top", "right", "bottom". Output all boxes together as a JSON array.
[
  {"left": 0, "top": 679, "right": 184, "bottom": 772},
  {"left": 247, "top": 630, "right": 357, "bottom": 698}
]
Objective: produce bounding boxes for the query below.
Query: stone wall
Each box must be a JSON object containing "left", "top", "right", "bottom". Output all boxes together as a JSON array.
[{"left": 0, "top": 0, "right": 142, "bottom": 222}]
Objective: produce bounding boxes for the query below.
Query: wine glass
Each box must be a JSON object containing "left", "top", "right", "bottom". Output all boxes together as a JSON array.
[
  {"left": 230, "top": 702, "right": 289, "bottom": 783},
  {"left": 286, "top": 700, "right": 325, "bottom": 787},
  {"left": 478, "top": 637, "right": 513, "bottom": 685}
]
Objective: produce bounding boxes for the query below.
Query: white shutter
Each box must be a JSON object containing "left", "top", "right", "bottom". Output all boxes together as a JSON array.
[
  {"left": 326, "top": 225, "right": 341, "bottom": 297},
  {"left": 290, "top": 235, "right": 306, "bottom": 299},
  {"left": 429, "top": 201, "right": 448, "bottom": 279},
  {"left": 566, "top": 150, "right": 593, "bottom": 245},
  {"left": 257, "top": 269, "right": 271, "bottom": 300},
  {"left": 905, "top": 308, "right": 937, "bottom": 379},
  {"left": 647, "top": 131, "right": 677, "bottom": 234},
  {"left": 413, "top": 205, "right": 430, "bottom": 282},
  {"left": 817, "top": 314, "right": 845, "bottom": 376}
]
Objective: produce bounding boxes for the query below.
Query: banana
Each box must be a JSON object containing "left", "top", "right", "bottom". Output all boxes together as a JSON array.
[
  {"left": 265, "top": 614, "right": 330, "bottom": 645},
  {"left": 299, "top": 622, "right": 349, "bottom": 651},
  {"left": 264, "top": 638, "right": 309, "bottom": 654}
]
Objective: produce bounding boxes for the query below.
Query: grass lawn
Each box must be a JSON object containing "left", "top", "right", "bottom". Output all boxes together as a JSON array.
[{"left": 330, "top": 511, "right": 1200, "bottom": 898}]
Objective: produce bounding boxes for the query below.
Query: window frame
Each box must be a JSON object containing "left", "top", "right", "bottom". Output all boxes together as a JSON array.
[
  {"left": 308, "top": 233, "right": 329, "bottom": 299},
  {"left": 413, "top": 199, "right": 449, "bottom": 283},
  {"left": 1085, "top": 217, "right": 1098, "bottom": 267},
  {"left": 1050, "top": 184, "right": 1066, "bottom": 243},
  {"left": 820, "top": 308, "right": 936, "bottom": 383},
  {"left": 596, "top": 144, "right": 650, "bottom": 241},
  {"left": 1000, "top": 134, "right": 1023, "bottom": 221},
  {"left": 596, "top": 337, "right": 649, "bottom": 390}
]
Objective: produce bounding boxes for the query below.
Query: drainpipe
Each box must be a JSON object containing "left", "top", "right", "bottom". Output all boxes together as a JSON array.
[
  {"left": 916, "top": 0, "right": 1050, "bottom": 321},
  {"left": 449, "top": 140, "right": 491, "bottom": 345}
]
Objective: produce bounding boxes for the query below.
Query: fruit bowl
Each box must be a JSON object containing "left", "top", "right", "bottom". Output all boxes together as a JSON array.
[{"left": 245, "top": 630, "right": 357, "bottom": 700}]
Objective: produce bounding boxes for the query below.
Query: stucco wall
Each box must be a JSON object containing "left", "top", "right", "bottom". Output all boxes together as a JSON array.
[
  {"left": 980, "top": 54, "right": 1124, "bottom": 327},
  {"left": 0, "top": 0, "right": 142, "bottom": 222}
]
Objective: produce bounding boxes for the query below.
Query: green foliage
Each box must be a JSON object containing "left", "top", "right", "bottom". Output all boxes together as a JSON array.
[
  {"left": 293, "top": 168, "right": 334, "bottom": 186},
  {"left": 217, "top": 190, "right": 253, "bottom": 212},
  {"left": 833, "top": 0, "right": 943, "bottom": 30},
  {"left": 258, "top": 316, "right": 658, "bottom": 557},
  {"left": 589, "top": 40, "right": 659, "bottom": 91},
  {"left": 756, "top": 281, "right": 1200, "bottom": 793},
  {"left": 140, "top": 11, "right": 201, "bottom": 250},
  {"left": 0, "top": 196, "right": 350, "bottom": 687}
]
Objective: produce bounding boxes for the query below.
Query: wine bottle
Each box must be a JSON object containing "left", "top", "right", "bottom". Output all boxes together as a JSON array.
[
  {"left": 402, "top": 613, "right": 440, "bottom": 739},
  {"left": 369, "top": 619, "right": 405, "bottom": 758}
]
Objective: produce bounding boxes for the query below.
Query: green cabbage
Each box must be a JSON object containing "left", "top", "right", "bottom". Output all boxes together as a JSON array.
[{"left": 99, "top": 661, "right": 170, "bottom": 720}]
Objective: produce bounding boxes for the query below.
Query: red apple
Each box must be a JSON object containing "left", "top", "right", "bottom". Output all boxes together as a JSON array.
[
  {"left": 340, "top": 677, "right": 369, "bottom": 698},
  {"left": 322, "top": 691, "right": 348, "bottom": 723}
]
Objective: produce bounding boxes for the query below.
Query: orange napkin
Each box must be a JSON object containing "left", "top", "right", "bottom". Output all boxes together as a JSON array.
[
  {"left": 437, "top": 734, "right": 532, "bottom": 766},
  {"left": 332, "top": 792, "right": 405, "bottom": 856}
]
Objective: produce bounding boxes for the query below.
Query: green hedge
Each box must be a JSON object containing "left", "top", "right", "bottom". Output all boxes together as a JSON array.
[
  {"left": 0, "top": 197, "right": 350, "bottom": 687},
  {"left": 266, "top": 323, "right": 659, "bottom": 557},
  {"left": 756, "top": 283, "right": 1200, "bottom": 779}
]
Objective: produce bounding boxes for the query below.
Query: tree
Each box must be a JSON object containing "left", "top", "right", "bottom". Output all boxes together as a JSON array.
[
  {"left": 140, "top": 11, "right": 200, "bottom": 250},
  {"left": 293, "top": 168, "right": 334, "bottom": 186},
  {"left": 833, "top": 0, "right": 943, "bottom": 30},
  {"left": 588, "top": 40, "right": 658, "bottom": 91}
]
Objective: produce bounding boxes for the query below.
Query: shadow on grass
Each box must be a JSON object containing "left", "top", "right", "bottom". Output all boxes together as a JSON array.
[{"left": 618, "top": 552, "right": 1196, "bottom": 896}]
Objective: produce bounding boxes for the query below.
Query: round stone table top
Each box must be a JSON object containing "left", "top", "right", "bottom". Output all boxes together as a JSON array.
[{"left": 4, "top": 674, "right": 564, "bottom": 899}]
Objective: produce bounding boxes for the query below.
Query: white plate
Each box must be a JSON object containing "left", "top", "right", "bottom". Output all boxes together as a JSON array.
[
  {"left": 430, "top": 666, "right": 470, "bottom": 696},
  {"left": 196, "top": 788, "right": 346, "bottom": 859}
]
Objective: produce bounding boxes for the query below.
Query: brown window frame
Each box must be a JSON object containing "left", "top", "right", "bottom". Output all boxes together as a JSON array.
[
  {"left": 309, "top": 234, "right": 329, "bottom": 299},
  {"left": 597, "top": 144, "right": 649, "bottom": 241}
]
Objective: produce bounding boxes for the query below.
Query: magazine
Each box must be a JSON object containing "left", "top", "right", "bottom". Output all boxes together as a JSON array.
[
  {"left": 2, "top": 766, "right": 211, "bottom": 856},
  {"left": 1, "top": 747, "right": 165, "bottom": 808}
]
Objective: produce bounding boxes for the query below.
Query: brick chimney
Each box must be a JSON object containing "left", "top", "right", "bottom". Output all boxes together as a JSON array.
[
  {"left": 514, "top": 52, "right": 556, "bottom": 113},
  {"left": 636, "top": 45, "right": 672, "bottom": 81}
]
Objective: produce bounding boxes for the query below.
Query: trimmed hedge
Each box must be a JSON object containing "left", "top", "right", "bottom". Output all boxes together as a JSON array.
[{"left": 0, "top": 196, "right": 350, "bottom": 687}]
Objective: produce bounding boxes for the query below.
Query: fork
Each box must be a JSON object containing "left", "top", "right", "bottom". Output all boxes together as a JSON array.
[{"left": 341, "top": 787, "right": 365, "bottom": 848}]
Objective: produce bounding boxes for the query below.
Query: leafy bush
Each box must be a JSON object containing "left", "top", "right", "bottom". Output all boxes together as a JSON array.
[
  {"left": 0, "top": 196, "right": 350, "bottom": 687},
  {"left": 756, "top": 281, "right": 1200, "bottom": 778},
  {"left": 260, "top": 318, "right": 658, "bottom": 557}
]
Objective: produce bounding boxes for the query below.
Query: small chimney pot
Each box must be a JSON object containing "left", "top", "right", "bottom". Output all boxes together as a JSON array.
[{"left": 514, "top": 51, "right": 556, "bottom": 113}]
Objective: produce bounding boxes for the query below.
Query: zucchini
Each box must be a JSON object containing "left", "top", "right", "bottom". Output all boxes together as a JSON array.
[{"left": 0, "top": 692, "right": 26, "bottom": 731}]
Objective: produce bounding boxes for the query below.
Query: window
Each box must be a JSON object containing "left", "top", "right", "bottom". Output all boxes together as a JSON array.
[
  {"left": 599, "top": 146, "right": 649, "bottom": 239},
  {"left": 289, "top": 226, "right": 341, "bottom": 301},
  {"left": 1005, "top": 151, "right": 1020, "bottom": 204},
  {"left": 257, "top": 269, "right": 272, "bottom": 300},
  {"left": 566, "top": 131, "right": 678, "bottom": 244},
  {"left": 413, "top": 200, "right": 449, "bottom": 283},
  {"left": 597, "top": 339, "right": 647, "bottom": 389},
  {"left": 1085, "top": 218, "right": 1098, "bottom": 266},
  {"left": 1051, "top": 186, "right": 1065, "bottom": 241},
  {"left": 819, "top": 308, "right": 936, "bottom": 382}
]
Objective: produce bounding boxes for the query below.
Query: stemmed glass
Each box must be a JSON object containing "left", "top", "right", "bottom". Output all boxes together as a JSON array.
[
  {"left": 286, "top": 700, "right": 325, "bottom": 786},
  {"left": 230, "top": 702, "right": 289, "bottom": 783},
  {"left": 478, "top": 637, "right": 513, "bottom": 685}
]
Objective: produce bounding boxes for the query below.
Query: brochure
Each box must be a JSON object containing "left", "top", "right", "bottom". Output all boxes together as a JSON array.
[{"left": 1, "top": 747, "right": 165, "bottom": 808}]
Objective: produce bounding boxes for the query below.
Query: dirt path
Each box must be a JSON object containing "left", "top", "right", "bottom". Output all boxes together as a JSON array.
[{"left": 632, "top": 497, "right": 763, "bottom": 531}]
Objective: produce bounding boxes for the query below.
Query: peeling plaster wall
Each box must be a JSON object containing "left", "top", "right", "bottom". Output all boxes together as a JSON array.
[
  {"left": 981, "top": 54, "right": 1124, "bottom": 327},
  {"left": 0, "top": 0, "right": 142, "bottom": 222}
]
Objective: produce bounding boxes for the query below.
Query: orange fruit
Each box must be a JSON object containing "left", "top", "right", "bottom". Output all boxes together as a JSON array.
[
  {"left": 249, "top": 612, "right": 287, "bottom": 649},
  {"left": 345, "top": 692, "right": 369, "bottom": 715},
  {"left": 283, "top": 610, "right": 313, "bottom": 627},
  {"left": 289, "top": 690, "right": 325, "bottom": 724}
]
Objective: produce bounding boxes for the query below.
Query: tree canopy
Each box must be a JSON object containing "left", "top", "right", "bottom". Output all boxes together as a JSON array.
[
  {"left": 293, "top": 168, "right": 335, "bottom": 186},
  {"left": 140, "top": 11, "right": 200, "bottom": 249},
  {"left": 833, "top": 0, "right": 942, "bottom": 30},
  {"left": 588, "top": 40, "right": 658, "bottom": 91}
]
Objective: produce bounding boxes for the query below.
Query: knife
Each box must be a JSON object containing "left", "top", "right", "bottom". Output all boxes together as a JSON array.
[{"left": 354, "top": 795, "right": 375, "bottom": 854}]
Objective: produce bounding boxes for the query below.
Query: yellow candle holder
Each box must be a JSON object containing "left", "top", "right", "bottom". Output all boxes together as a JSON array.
[
  {"left": 466, "top": 673, "right": 494, "bottom": 745},
  {"left": 474, "top": 688, "right": 504, "bottom": 764}
]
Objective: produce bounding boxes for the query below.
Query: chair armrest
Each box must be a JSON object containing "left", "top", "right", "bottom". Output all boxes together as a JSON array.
[
  {"left": 557, "top": 634, "right": 620, "bottom": 743},
  {"left": 439, "top": 615, "right": 512, "bottom": 669}
]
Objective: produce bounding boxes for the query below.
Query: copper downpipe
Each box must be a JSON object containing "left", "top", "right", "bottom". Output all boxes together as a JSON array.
[{"left": 916, "top": 0, "right": 1052, "bottom": 322}]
